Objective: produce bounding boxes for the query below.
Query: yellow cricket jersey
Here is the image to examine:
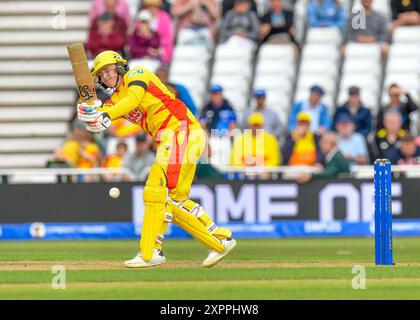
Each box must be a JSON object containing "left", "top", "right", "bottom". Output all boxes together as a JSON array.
[
  {"left": 231, "top": 131, "right": 281, "bottom": 167},
  {"left": 98, "top": 67, "right": 198, "bottom": 141}
]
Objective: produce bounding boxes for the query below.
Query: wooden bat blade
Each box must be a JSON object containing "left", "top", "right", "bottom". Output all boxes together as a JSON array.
[{"left": 67, "top": 43, "right": 97, "bottom": 103}]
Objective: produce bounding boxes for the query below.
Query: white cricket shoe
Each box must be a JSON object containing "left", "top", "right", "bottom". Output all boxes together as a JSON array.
[
  {"left": 202, "top": 238, "right": 237, "bottom": 268},
  {"left": 124, "top": 249, "right": 166, "bottom": 268}
]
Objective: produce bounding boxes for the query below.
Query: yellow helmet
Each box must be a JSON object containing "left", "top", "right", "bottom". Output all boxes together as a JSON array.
[{"left": 91, "top": 50, "right": 128, "bottom": 77}]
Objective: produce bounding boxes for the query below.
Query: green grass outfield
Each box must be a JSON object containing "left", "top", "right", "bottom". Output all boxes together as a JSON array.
[{"left": 0, "top": 238, "right": 420, "bottom": 299}]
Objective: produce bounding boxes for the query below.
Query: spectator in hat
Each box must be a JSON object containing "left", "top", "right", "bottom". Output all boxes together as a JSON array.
[
  {"left": 86, "top": 11, "right": 128, "bottom": 57},
  {"left": 376, "top": 83, "right": 418, "bottom": 132},
  {"left": 219, "top": 0, "right": 260, "bottom": 50},
  {"left": 390, "top": 133, "right": 420, "bottom": 165},
  {"left": 128, "top": 9, "right": 161, "bottom": 61},
  {"left": 307, "top": 0, "right": 347, "bottom": 30},
  {"left": 390, "top": 0, "right": 420, "bottom": 33},
  {"left": 123, "top": 133, "right": 156, "bottom": 179},
  {"left": 289, "top": 85, "right": 331, "bottom": 134},
  {"left": 141, "top": 0, "right": 174, "bottom": 64},
  {"left": 231, "top": 112, "right": 281, "bottom": 179},
  {"left": 283, "top": 112, "right": 322, "bottom": 166},
  {"left": 333, "top": 86, "right": 372, "bottom": 138},
  {"left": 336, "top": 113, "right": 369, "bottom": 165},
  {"left": 296, "top": 132, "right": 350, "bottom": 183},
  {"left": 199, "top": 84, "right": 237, "bottom": 134},
  {"left": 344, "top": 0, "right": 389, "bottom": 58},
  {"left": 155, "top": 66, "right": 197, "bottom": 115},
  {"left": 260, "top": 0, "right": 296, "bottom": 44},
  {"left": 242, "top": 89, "right": 283, "bottom": 139},
  {"left": 373, "top": 110, "right": 408, "bottom": 161},
  {"left": 171, "top": 0, "right": 220, "bottom": 48}
]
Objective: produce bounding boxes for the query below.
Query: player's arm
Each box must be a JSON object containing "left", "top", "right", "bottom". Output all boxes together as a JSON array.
[{"left": 99, "top": 81, "right": 147, "bottom": 120}]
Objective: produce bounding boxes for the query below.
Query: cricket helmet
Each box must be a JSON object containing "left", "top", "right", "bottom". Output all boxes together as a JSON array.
[{"left": 91, "top": 50, "right": 128, "bottom": 77}]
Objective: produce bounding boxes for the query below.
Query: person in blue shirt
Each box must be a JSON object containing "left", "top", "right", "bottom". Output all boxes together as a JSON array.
[
  {"left": 336, "top": 113, "right": 369, "bottom": 165},
  {"left": 307, "top": 0, "right": 347, "bottom": 30},
  {"left": 289, "top": 85, "right": 331, "bottom": 134},
  {"left": 333, "top": 86, "right": 372, "bottom": 138},
  {"left": 199, "top": 84, "right": 237, "bottom": 136},
  {"left": 156, "top": 66, "right": 197, "bottom": 115}
]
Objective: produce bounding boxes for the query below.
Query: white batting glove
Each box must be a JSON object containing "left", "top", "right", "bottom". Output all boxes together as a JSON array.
[
  {"left": 77, "top": 99, "right": 102, "bottom": 123},
  {"left": 86, "top": 112, "right": 111, "bottom": 133}
]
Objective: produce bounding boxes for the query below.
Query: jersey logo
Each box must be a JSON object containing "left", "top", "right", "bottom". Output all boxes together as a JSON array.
[
  {"left": 125, "top": 108, "right": 143, "bottom": 123},
  {"left": 128, "top": 69, "right": 144, "bottom": 76}
]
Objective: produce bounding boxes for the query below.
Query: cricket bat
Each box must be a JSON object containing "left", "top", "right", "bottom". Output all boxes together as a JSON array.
[{"left": 67, "top": 43, "right": 97, "bottom": 104}]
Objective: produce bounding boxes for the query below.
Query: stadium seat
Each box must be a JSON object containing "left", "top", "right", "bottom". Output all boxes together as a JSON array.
[
  {"left": 302, "top": 44, "right": 340, "bottom": 62},
  {"left": 342, "top": 59, "right": 382, "bottom": 77},
  {"left": 256, "top": 60, "right": 295, "bottom": 79},
  {"left": 0, "top": 107, "right": 73, "bottom": 122},
  {"left": 129, "top": 59, "right": 161, "bottom": 73},
  {"left": 299, "top": 60, "right": 338, "bottom": 77},
  {"left": 173, "top": 45, "right": 210, "bottom": 62},
  {"left": 0, "top": 90, "right": 76, "bottom": 106},
  {"left": 0, "top": 31, "right": 87, "bottom": 45},
  {"left": 212, "top": 60, "right": 252, "bottom": 80},
  {"left": 345, "top": 43, "right": 381, "bottom": 60},
  {"left": 258, "top": 43, "right": 296, "bottom": 61},
  {"left": 393, "top": 26, "right": 420, "bottom": 43},
  {"left": 0, "top": 1, "right": 90, "bottom": 14},
  {"left": 0, "top": 122, "right": 69, "bottom": 137},
  {"left": 386, "top": 58, "right": 420, "bottom": 75},
  {"left": 0, "top": 154, "right": 52, "bottom": 168},
  {"left": 0, "top": 75, "right": 75, "bottom": 90},
  {"left": 0, "top": 60, "right": 73, "bottom": 74},
  {"left": 0, "top": 45, "right": 69, "bottom": 60},
  {"left": 254, "top": 75, "right": 293, "bottom": 94},
  {"left": 0, "top": 16, "right": 89, "bottom": 30},
  {"left": 389, "top": 43, "right": 420, "bottom": 58},
  {"left": 170, "top": 61, "right": 209, "bottom": 80},
  {"left": 306, "top": 27, "right": 343, "bottom": 46},
  {"left": 0, "top": 138, "right": 64, "bottom": 153},
  {"left": 215, "top": 44, "right": 253, "bottom": 61}
]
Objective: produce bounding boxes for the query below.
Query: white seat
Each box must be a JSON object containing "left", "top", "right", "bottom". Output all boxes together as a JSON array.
[
  {"left": 0, "top": 154, "right": 52, "bottom": 168},
  {"left": 253, "top": 75, "right": 293, "bottom": 93},
  {"left": 173, "top": 45, "right": 210, "bottom": 62},
  {"left": 393, "top": 26, "right": 420, "bottom": 43},
  {"left": 170, "top": 62, "right": 208, "bottom": 79},
  {"left": 299, "top": 60, "right": 338, "bottom": 77},
  {"left": 342, "top": 59, "right": 382, "bottom": 76},
  {"left": 387, "top": 58, "right": 420, "bottom": 74},
  {"left": 0, "top": 75, "right": 75, "bottom": 90},
  {"left": 0, "top": 31, "right": 87, "bottom": 45},
  {"left": 0, "top": 122, "right": 68, "bottom": 137},
  {"left": 0, "top": 15, "right": 89, "bottom": 30},
  {"left": 306, "top": 27, "right": 343, "bottom": 46},
  {"left": 389, "top": 43, "right": 420, "bottom": 58},
  {"left": 0, "top": 138, "right": 64, "bottom": 153},
  {"left": 0, "top": 90, "right": 76, "bottom": 106},
  {"left": 0, "top": 45, "right": 69, "bottom": 59},
  {"left": 0, "top": 107, "right": 73, "bottom": 122},
  {"left": 0, "top": 60, "right": 73, "bottom": 74},
  {"left": 345, "top": 43, "right": 381, "bottom": 60},
  {"left": 258, "top": 43, "right": 296, "bottom": 61},
  {"left": 302, "top": 44, "right": 340, "bottom": 61},
  {"left": 106, "top": 137, "right": 136, "bottom": 155},
  {"left": 129, "top": 59, "right": 161, "bottom": 73},
  {"left": 169, "top": 75, "right": 206, "bottom": 95},
  {"left": 0, "top": 1, "right": 90, "bottom": 14},
  {"left": 212, "top": 60, "right": 252, "bottom": 79},
  {"left": 215, "top": 44, "right": 253, "bottom": 61},
  {"left": 255, "top": 61, "right": 295, "bottom": 79}
]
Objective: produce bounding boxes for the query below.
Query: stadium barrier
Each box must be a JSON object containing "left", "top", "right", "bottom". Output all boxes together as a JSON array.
[{"left": 0, "top": 175, "right": 419, "bottom": 240}]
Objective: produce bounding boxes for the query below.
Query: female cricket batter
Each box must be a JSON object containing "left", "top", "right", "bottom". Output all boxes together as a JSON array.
[{"left": 77, "top": 51, "right": 236, "bottom": 268}]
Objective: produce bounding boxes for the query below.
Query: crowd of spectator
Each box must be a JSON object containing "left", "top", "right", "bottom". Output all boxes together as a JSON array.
[{"left": 55, "top": 0, "right": 420, "bottom": 182}]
